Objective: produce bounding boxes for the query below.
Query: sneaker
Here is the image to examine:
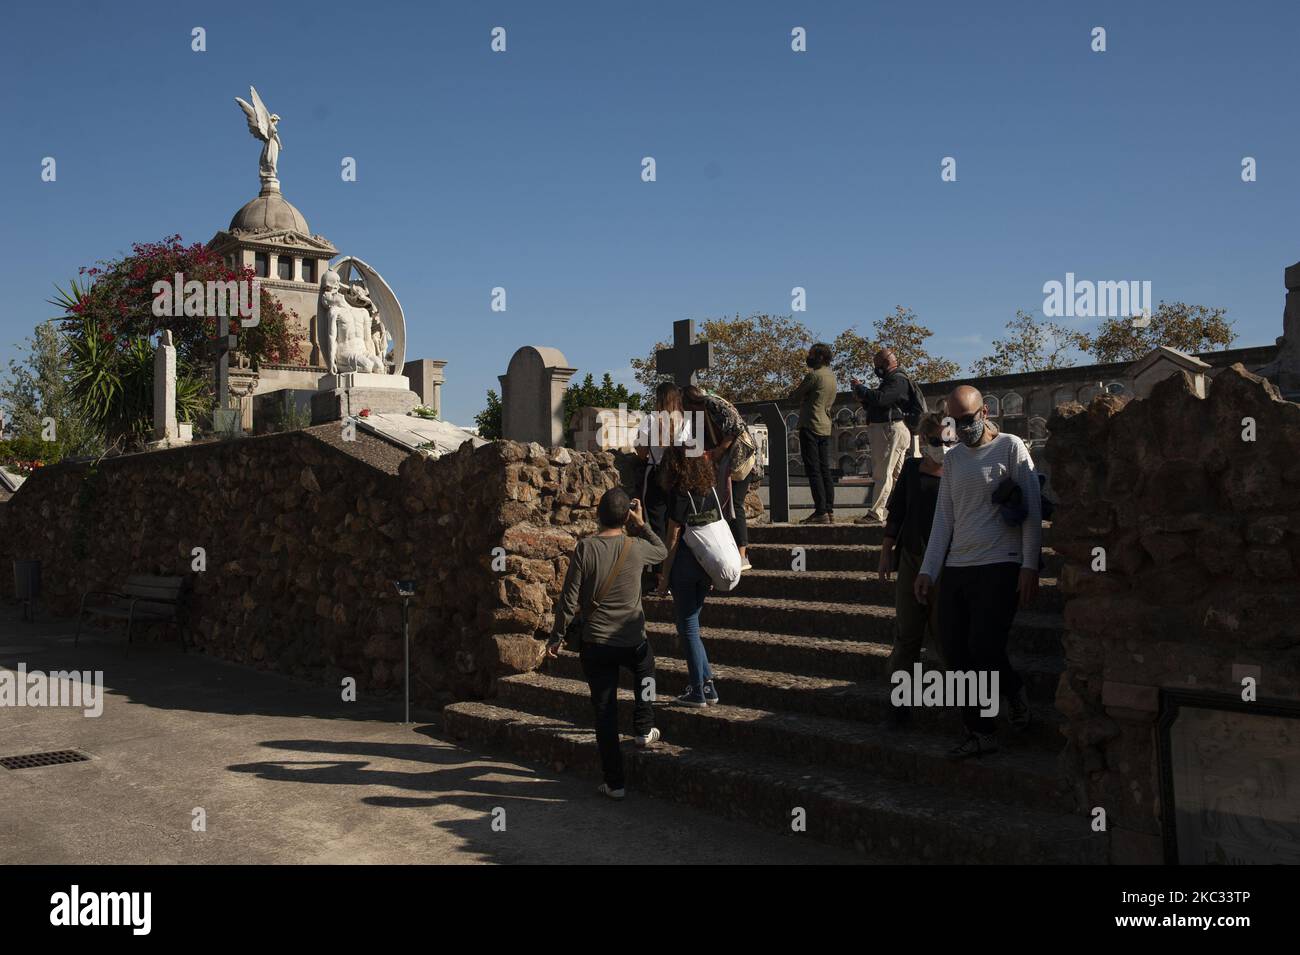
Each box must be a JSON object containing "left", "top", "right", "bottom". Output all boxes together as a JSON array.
[
  {"left": 854, "top": 513, "right": 882, "bottom": 525},
  {"left": 597, "top": 783, "right": 626, "bottom": 800},
  {"left": 634, "top": 727, "right": 661, "bottom": 748},
  {"left": 947, "top": 732, "right": 998, "bottom": 759},
  {"left": 799, "top": 511, "right": 827, "bottom": 525},
  {"left": 702, "top": 681, "right": 720, "bottom": 705},
  {"left": 676, "top": 686, "right": 708, "bottom": 708},
  {"left": 1007, "top": 688, "right": 1032, "bottom": 730},
  {"left": 739, "top": 560, "right": 753, "bottom": 572}
]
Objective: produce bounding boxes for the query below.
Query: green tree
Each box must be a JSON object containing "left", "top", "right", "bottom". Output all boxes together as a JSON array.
[
  {"left": 474, "top": 388, "right": 502, "bottom": 440},
  {"left": 1074, "top": 302, "right": 1236, "bottom": 363},
  {"left": 1, "top": 320, "right": 104, "bottom": 468},
  {"left": 562, "top": 372, "right": 642, "bottom": 446},
  {"left": 47, "top": 235, "right": 302, "bottom": 443},
  {"left": 632, "top": 313, "right": 817, "bottom": 403},
  {"left": 969, "top": 310, "right": 1085, "bottom": 377},
  {"left": 833, "top": 306, "right": 961, "bottom": 384}
]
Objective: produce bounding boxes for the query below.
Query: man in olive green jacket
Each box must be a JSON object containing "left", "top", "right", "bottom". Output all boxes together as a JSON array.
[{"left": 790, "top": 343, "right": 838, "bottom": 523}]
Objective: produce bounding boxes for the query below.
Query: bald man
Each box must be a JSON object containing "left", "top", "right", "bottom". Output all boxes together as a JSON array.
[
  {"left": 850, "top": 349, "right": 915, "bottom": 525},
  {"left": 914, "top": 385, "right": 1041, "bottom": 759}
]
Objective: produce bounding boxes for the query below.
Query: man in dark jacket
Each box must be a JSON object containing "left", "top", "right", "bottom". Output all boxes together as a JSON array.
[{"left": 850, "top": 349, "right": 915, "bottom": 525}]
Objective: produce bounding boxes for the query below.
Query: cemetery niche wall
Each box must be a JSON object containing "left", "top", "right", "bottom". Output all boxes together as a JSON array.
[
  {"left": 1045, "top": 363, "right": 1300, "bottom": 864},
  {"left": 0, "top": 429, "right": 621, "bottom": 703}
]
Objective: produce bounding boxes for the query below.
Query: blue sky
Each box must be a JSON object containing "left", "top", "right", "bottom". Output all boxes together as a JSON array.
[{"left": 1, "top": 0, "right": 1297, "bottom": 426}]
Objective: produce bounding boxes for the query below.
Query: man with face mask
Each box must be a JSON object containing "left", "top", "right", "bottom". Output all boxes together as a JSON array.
[
  {"left": 913, "top": 386, "right": 1041, "bottom": 759},
  {"left": 878, "top": 414, "right": 951, "bottom": 726},
  {"left": 789, "top": 342, "right": 838, "bottom": 524},
  {"left": 850, "top": 349, "right": 915, "bottom": 526}
]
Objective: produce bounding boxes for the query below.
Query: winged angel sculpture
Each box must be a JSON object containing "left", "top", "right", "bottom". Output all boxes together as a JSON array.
[{"left": 235, "top": 87, "right": 282, "bottom": 191}]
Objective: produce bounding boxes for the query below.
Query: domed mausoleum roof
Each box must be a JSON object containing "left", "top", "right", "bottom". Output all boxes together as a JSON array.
[{"left": 229, "top": 191, "right": 310, "bottom": 234}]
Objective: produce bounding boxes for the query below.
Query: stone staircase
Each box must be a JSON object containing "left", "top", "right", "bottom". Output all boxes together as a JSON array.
[{"left": 444, "top": 522, "right": 1104, "bottom": 863}]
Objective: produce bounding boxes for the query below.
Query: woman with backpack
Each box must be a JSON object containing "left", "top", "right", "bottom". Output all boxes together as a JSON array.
[{"left": 657, "top": 444, "right": 738, "bottom": 707}]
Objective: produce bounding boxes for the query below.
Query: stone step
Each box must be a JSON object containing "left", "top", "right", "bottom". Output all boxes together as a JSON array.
[
  {"left": 643, "top": 595, "right": 1067, "bottom": 656},
  {"left": 641, "top": 621, "right": 1065, "bottom": 698},
  {"left": 442, "top": 699, "right": 1102, "bottom": 863},
  {"left": 544, "top": 653, "right": 1065, "bottom": 750},
  {"left": 749, "top": 522, "right": 1055, "bottom": 548},
  {"left": 745, "top": 543, "right": 1064, "bottom": 577},
  {"left": 729, "top": 568, "right": 1063, "bottom": 612}
]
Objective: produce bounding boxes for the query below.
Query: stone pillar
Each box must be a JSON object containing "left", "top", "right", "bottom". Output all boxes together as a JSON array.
[
  {"left": 404, "top": 359, "right": 447, "bottom": 416},
  {"left": 153, "top": 330, "right": 177, "bottom": 442}
]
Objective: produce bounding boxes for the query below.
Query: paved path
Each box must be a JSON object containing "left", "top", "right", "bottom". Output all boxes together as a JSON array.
[{"left": 0, "top": 607, "right": 859, "bottom": 865}]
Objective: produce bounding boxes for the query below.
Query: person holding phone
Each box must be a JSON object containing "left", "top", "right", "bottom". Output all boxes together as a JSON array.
[{"left": 546, "top": 488, "right": 667, "bottom": 799}]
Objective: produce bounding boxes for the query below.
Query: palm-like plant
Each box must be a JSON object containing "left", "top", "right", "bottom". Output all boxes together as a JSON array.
[{"left": 56, "top": 280, "right": 211, "bottom": 446}]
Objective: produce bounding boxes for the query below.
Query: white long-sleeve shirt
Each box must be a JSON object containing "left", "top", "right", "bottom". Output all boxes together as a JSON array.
[{"left": 919, "top": 432, "right": 1042, "bottom": 580}]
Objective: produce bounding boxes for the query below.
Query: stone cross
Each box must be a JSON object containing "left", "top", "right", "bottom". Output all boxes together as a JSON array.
[
  {"left": 209, "top": 333, "right": 239, "bottom": 433},
  {"left": 656, "top": 319, "right": 713, "bottom": 387},
  {"left": 210, "top": 333, "right": 237, "bottom": 408}
]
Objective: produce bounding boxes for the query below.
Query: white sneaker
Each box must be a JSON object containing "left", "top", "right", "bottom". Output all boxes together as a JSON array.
[
  {"left": 597, "top": 783, "right": 626, "bottom": 800},
  {"left": 635, "top": 727, "right": 661, "bottom": 748},
  {"left": 739, "top": 560, "right": 753, "bottom": 572}
]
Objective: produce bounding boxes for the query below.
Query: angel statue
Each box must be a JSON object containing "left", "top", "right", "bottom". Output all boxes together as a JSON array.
[{"left": 235, "top": 86, "right": 282, "bottom": 191}]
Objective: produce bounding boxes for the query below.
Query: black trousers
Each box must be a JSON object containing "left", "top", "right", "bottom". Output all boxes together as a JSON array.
[
  {"left": 579, "top": 639, "right": 656, "bottom": 789},
  {"left": 798, "top": 428, "right": 835, "bottom": 515},
  {"left": 727, "top": 474, "right": 751, "bottom": 548},
  {"left": 938, "top": 562, "right": 1023, "bottom": 735},
  {"left": 643, "top": 465, "right": 670, "bottom": 544}
]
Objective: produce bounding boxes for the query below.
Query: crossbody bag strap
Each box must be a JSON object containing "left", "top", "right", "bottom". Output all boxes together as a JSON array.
[{"left": 586, "top": 535, "right": 634, "bottom": 618}]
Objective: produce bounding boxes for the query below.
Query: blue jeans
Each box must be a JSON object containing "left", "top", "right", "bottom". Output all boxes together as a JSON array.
[{"left": 670, "top": 547, "right": 713, "bottom": 689}]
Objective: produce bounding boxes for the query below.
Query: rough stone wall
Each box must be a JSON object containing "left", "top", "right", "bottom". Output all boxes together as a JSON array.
[
  {"left": 1045, "top": 364, "right": 1300, "bottom": 863},
  {"left": 0, "top": 428, "right": 620, "bottom": 704}
]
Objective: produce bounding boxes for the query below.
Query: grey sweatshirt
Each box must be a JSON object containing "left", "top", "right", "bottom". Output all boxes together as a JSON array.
[
  {"left": 551, "top": 527, "right": 667, "bottom": 648},
  {"left": 919, "top": 432, "right": 1042, "bottom": 580}
]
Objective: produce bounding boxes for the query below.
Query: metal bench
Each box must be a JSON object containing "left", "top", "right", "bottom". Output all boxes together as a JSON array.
[{"left": 75, "top": 574, "right": 189, "bottom": 655}]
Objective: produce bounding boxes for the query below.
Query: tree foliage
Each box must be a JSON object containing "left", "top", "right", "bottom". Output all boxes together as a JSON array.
[
  {"left": 632, "top": 309, "right": 959, "bottom": 404},
  {"left": 969, "top": 310, "right": 1084, "bottom": 377},
  {"left": 44, "top": 235, "right": 304, "bottom": 444},
  {"left": 1073, "top": 302, "right": 1236, "bottom": 364},
  {"left": 833, "top": 307, "right": 961, "bottom": 384},
  {"left": 474, "top": 388, "right": 503, "bottom": 440},
  {"left": 0, "top": 321, "right": 104, "bottom": 469}
]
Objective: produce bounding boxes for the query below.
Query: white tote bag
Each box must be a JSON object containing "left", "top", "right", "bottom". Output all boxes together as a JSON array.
[{"left": 683, "top": 488, "right": 743, "bottom": 592}]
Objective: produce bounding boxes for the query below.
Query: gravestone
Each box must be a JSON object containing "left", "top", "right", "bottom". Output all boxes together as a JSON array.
[
  {"left": 149, "top": 331, "right": 192, "bottom": 447},
  {"left": 209, "top": 333, "right": 241, "bottom": 435},
  {"left": 498, "top": 346, "right": 576, "bottom": 446},
  {"left": 656, "top": 319, "right": 712, "bottom": 386}
]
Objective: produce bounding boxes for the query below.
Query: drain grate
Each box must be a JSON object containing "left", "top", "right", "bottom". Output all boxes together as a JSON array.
[{"left": 0, "top": 750, "right": 90, "bottom": 770}]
